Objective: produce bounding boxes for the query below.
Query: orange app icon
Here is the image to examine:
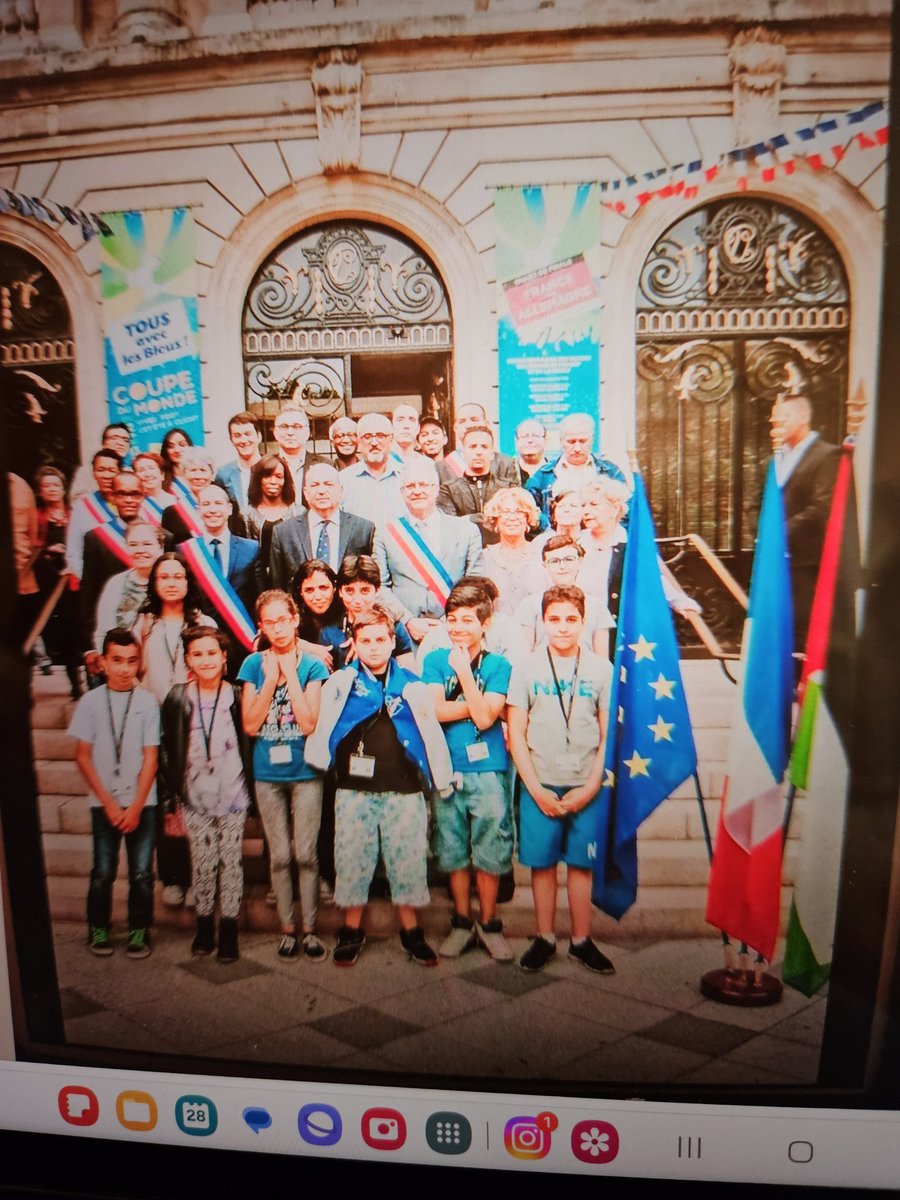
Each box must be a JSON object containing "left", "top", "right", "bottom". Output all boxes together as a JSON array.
[{"left": 115, "top": 1090, "right": 158, "bottom": 1132}]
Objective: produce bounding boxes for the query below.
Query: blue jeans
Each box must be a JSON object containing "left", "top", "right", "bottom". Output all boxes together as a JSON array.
[{"left": 88, "top": 806, "right": 156, "bottom": 931}]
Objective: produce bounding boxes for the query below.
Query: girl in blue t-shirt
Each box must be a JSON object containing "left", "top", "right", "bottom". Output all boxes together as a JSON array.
[{"left": 238, "top": 589, "right": 329, "bottom": 961}]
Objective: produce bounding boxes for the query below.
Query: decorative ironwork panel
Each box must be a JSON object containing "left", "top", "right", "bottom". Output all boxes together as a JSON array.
[
  {"left": 637, "top": 198, "right": 849, "bottom": 313},
  {"left": 635, "top": 199, "right": 850, "bottom": 656},
  {"left": 244, "top": 222, "right": 451, "bottom": 335},
  {"left": 0, "top": 243, "right": 80, "bottom": 485}
]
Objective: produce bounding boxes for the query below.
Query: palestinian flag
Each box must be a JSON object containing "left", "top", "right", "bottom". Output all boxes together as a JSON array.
[{"left": 783, "top": 442, "right": 859, "bottom": 996}]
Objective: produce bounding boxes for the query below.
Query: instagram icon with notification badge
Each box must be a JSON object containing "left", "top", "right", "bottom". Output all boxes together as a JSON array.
[{"left": 504, "top": 1112, "right": 557, "bottom": 1160}]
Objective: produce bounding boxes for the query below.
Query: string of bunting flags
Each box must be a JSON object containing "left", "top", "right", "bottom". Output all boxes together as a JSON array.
[
  {"left": 599, "top": 100, "right": 888, "bottom": 214},
  {"left": 0, "top": 189, "right": 111, "bottom": 240}
]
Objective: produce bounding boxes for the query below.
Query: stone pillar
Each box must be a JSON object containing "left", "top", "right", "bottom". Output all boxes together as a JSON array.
[
  {"left": 311, "top": 47, "right": 363, "bottom": 175},
  {"left": 729, "top": 26, "right": 787, "bottom": 147}
]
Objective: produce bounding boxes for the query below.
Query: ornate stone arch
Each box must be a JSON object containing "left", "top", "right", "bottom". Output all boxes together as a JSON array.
[
  {"left": 0, "top": 216, "right": 105, "bottom": 457},
  {"left": 203, "top": 173, "right": 493, "bottom": 458}
]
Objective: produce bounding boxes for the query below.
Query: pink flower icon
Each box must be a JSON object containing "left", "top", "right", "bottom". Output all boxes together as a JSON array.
[{"left": 571, "top": 1119, "right": 619, "bottom": 1164}]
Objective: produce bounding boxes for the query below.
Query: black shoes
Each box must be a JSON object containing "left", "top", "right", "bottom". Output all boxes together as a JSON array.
[
  {"left": 217, "top": 918, "right": 239, "bottom": 963},
  {"left": 519, "top": 935, "right": 557, "bottom": 972},
  {"left": 192, "top": 915, "right": 216, "bottom": 957},
  {"left": 333, "top": 925, "right": 366, "bottom": 967},
  {"left": 399, "top": 925, "right": 438, "bottom": 966},
  {"left": 568, "top": 938, "right": 615, "bottom": 974}
]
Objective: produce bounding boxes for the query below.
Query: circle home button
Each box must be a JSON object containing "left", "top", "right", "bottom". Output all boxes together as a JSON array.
[{"left": 789, "top": 1141, "right": 814, "bottom": 1164}]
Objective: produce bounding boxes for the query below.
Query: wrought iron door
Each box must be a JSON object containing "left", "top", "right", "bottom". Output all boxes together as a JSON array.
[
  {"left": 242, "top": 221, "right": 453, "bottom": 448},
  {"left": 635, "top": 199, "right": 849, "bottom": 650},
  {"left": 0, "top": 244, "right": 79, "bottom": 486}
]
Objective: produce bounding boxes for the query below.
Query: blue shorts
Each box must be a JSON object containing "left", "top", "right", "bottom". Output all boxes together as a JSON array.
[
  {"left": 518, "top": 785, "right": 607, "bottom": 870},
  {"left": 433, "top": 771, "right": 513, "bottom": 875}
]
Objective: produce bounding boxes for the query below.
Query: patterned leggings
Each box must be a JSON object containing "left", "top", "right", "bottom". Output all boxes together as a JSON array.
[{"left": 182, "top": 809, "right": 246, "bottom": 919}]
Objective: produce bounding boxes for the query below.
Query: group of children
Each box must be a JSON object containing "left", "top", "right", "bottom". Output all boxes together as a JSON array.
[{"left": 69, "top": 578, "right": 615, "bottom": 974}]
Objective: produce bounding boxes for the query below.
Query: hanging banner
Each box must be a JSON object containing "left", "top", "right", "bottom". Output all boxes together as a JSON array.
[
  {"left": 495, "top": 184, "right": 602, "bottom": 455},
  {"left": 100, "top": 208, "right": 205, "bottom": 451}
]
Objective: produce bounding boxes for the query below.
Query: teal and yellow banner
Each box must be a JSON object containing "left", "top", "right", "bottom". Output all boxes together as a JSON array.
[
  {"left": 100, "top": 208, "right": 204, "bottom": 451},
  {"left": 495, "top": 185, "right": 602, "bottom": 454}
]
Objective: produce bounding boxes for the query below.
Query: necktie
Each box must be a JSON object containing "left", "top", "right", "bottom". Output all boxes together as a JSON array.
[
  {"left": 316, "top": 521, "right": 331, "bottom": 565},
  {"left": 211, "top": 538, "right": 223, "bottom": 572}
]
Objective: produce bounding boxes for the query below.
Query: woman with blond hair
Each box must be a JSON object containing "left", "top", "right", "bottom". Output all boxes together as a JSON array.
[{"left": 480, "top": 486, "right": 543, "bottom": 614}]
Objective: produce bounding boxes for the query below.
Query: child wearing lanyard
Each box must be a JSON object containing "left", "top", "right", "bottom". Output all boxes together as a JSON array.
[
  {"left": 68, "top": 628, "right": 160, "bottom": 959},
  {"left": 159, "top": 627, "right": 251, "bottom": 962},
  {"left": 507, "top": 584, "right": 615, "bottom": 974},
  {"left": 421, "top": 582, "right": 515, "bottom": 961},
  {"left": 238, "top": 589, "right": 328, "bottom": 961}
]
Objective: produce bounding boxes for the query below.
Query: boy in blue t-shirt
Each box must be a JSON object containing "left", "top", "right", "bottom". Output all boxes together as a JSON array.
[
  {"left": 238, "top": 589, "right": 328, "bottom": 961},
  {"left": 422, "top": 582, "right": 514, "bottom": 961}
]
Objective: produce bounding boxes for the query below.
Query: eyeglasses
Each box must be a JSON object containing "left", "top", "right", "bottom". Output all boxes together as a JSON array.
[
  {"left": 545, "top": 554, "right": 580, "bottom": 567},
  {"left": 359, "top": 432, "right": 391, "bottom": 441},
  {"left": 275, "top": 422, "right": 308, "bottom": 432},
  {"left": 261, "top": 614, "right": 294, "bottom": 629}
]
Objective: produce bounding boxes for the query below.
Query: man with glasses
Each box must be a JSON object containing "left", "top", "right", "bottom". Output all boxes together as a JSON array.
[
  {"left": 329, "top": 416, "right": 360, "bottom": 469},
  {"left": 373, "top": 459, "right": 485, "bottom": 643},
  {"left": 339, "top": 412, "right": 406, "bottom": 530},
  {"left": 272, "top": 403, "right": 325, "bottom": 496},
  {"left": 514, "top": 417, "right": 548, "bottom": 484}
]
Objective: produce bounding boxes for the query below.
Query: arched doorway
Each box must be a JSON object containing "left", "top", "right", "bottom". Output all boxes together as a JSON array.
[
  {"left": 241, "top": 220, "right": 452, "bottom": 449},
  {"left": 1, "top": 242, "right": 80, "bottom": 484},
  {"left": 635, "top": 197, "right": 850, "bottom": 649}
]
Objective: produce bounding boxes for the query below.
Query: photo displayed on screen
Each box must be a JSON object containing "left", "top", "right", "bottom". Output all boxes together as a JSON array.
[{"left": 0, "top": 0, "right": 894, "bottom": 1102}]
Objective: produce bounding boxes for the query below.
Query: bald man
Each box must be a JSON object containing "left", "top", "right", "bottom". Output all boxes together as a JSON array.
[
  {"left": 339, "top": 412, "right": 407, "bottom": 529},
  {"left": 269, "top": 461, "right": 376, "bottom": 588},
  {"left": 526, "top": 411, "right": 626, "bottom": 519}
]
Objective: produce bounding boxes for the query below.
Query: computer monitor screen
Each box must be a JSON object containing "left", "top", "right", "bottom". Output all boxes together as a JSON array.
[{"left": 0, "top": 1, "right": 898, "bottom": 1189}]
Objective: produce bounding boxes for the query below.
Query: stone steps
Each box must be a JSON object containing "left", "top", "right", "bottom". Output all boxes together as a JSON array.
[{"left": 28, "top": 664, "right": 800, "bottom": 940}]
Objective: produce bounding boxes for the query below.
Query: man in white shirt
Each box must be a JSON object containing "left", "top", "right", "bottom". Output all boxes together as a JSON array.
[
  {"left": 215, "top": 411, "right": 262, "bottom": 508},
  {"left": 339, "top": 412, "right": 406, "bottom": 529}
]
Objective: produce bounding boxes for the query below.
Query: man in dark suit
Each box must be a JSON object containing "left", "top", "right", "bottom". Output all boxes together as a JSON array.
[
  {"left": 269, "top": 462, "right": 375, "bottom": 588},
  {"left": 437, "top": 424, "right": 510, "bottom": 545},
  {"left": 214, "top": 411, "right": 263, "bottom": 508},
  {"left": 771, "top": 394, "right": 841, "bottom": 649}
]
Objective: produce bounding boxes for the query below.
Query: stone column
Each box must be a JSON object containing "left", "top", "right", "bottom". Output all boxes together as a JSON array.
[{"left": 311, "top": 47, "right": 363, "bottom": 175}]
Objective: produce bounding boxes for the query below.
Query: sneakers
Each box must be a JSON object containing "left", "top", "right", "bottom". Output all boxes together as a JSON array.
[
  {"left": 277, "top": 933, "right": 299, "bottom": 960},
  {"left": 191, "top": 915, "right": 216, "bottom": 957},
  {"left": 568, "top": 938, "right": 616, "bottom": 975},
  {"left": 333, "top": 925, "right": 366, "bottom": 967},
  {"left": 125, "top": 929, "right": 152, "bottom": 960},
  {"left": 217, "top": 918, "right": 239, "bottom": 963},
  {"left": 476, "top": 918, "right": 514, "bottom": 962},
  {"left": 162, "top": 884, "right": 185, "bottom": 908},
  {"left": 302, "top": 933, "right": 326, "bottom": 962},
  {"left": 439, "top": 915, "right": 477, "bottom": 958},
  {"left": 88, "top": 926, "right": 113, "bottom": 957},
  {"left": 519, "top": 935, "right": 556, "bottom": 972},
  {"left": 400, "top": 925, "right": 438, "bottom": 967}
]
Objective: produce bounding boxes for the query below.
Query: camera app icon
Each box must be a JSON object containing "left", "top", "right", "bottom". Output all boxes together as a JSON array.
[
  {"left": 361, "top": 1107, "right": 406, "bottom": 1151},
  {"left": 504, "top": 1115, "right": 553, "bottom": 1160}
]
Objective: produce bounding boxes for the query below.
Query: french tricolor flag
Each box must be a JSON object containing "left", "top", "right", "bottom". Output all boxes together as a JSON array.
[{"left": 705, "top": 462, "right": 794, "bottom": 961}]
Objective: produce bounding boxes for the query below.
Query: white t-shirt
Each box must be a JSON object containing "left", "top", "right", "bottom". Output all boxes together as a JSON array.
[
  {"left": 68, "top": 685, "right": 160, "bottom": 808},
  {"left": 507, "top": 648, "right": 612, "bottom": 786}
]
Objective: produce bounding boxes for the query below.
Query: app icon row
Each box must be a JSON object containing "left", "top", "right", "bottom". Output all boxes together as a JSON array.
[{"left": 58, "top": 1087, "right": 619, "bottom": 1163}]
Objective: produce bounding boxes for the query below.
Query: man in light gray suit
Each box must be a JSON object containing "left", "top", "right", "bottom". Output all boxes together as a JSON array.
[
  {"left": 373, "top": 458, "right": 485, "bottom": 643},
  {"left": 269, "top": 462, "right": 375, "bottom": 588}
]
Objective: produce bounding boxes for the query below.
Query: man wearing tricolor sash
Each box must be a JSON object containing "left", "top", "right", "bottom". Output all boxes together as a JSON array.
[
  {"left": 65, "top": 449, "right": 123, "bottom": 581},
  {"left": 372, "top": 459, "right": 485, "bottom": 644},
  {"left": 180, "top": 485, "right": 263, "bottom": 675}
]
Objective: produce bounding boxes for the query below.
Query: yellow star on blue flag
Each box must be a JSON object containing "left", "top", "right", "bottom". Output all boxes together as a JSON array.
[{"left": 592, "top": 473, "right": 697, "bottom": 921}]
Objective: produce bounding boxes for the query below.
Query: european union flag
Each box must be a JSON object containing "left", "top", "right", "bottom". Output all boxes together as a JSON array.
[{"left": 592, "top": 473, "right": 698, "bottom": 919}]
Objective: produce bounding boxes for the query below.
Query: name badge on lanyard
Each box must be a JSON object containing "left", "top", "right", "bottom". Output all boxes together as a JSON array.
[
  {"left": 269, "top": 743, "right": 292, "bottom": 765},
  {"left": 466, "top": 740, "right": 490, "bottom": 764},
  {"left": 349, "top": 753, "right": 376, "bottom": 779}
]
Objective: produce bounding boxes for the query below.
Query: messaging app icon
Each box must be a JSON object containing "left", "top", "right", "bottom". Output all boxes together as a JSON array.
[
  {"left": 298, "top": 1103, "right": 342, "bottom": 1147},
  {"left": 58, "top": 1086, "right": 99, "bottom": 1127},
  {"left": 175, "top": 1095, "right": 217, "bottom": 1137},
  {"left": 243, "top": 1107, "right": 272, "bottom": 1136},
  {"left": 116, "top": 1090, "right": 157, "bottom": 1132}
]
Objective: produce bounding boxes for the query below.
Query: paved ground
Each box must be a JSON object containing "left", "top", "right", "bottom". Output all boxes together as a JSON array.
[{"left": 53, "top": 922, "right": 825, "bottom": 1087}]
